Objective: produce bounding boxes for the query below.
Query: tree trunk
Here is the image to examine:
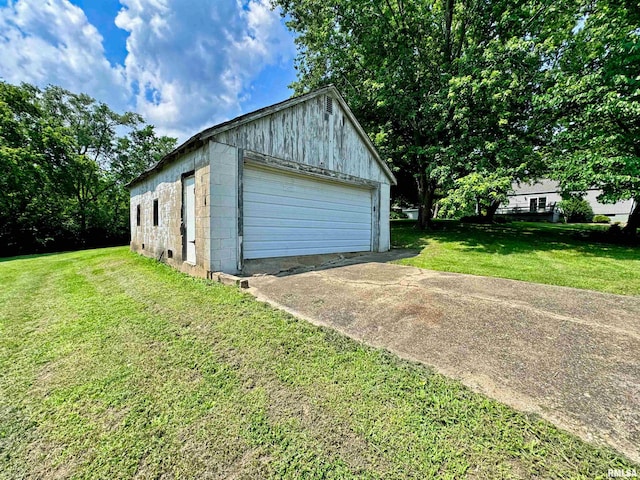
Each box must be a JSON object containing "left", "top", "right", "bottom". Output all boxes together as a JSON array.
[
  {"left": 622, "top": 197, "right": 640, "bottom": 235},
  {"left": 79, "top": 206, "right": 87, "bottom": 245},
  {"left": 416, "top": 172, "right": 437, "bottom": 230},
  {"left": 484, "top": 200, "right": 501, "bottom": 223},
  {"left": 443, "top": 0, "right": 454, "bottom": 64},
  {"left": 432, "top": 202, "right": 440, "bottom": 219},
  {"left": 75, "top": 189, "right": 88, "bottom": 246}
]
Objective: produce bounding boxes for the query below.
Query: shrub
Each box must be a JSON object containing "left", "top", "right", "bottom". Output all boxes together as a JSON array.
[
  {"left": 558, "top": 197, "right": 594, "bottom": 223},
  {"left": 592, "top": 215, "right": 611, "bottom": 224},
  {"left": 390, "top": 210, "right": 408, "bottom": 220},
  {"left": 608, "top": 223, "right": 622, "bottom": 235}
]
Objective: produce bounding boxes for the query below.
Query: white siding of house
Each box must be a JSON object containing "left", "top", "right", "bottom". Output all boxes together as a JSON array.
[{"left": 504, "top": 179, "right": 635, "bottom": 222}]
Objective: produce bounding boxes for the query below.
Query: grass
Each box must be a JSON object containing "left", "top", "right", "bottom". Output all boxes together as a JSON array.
[
  {"left": 392, "top": 220, "right": 640, "bottom": 296},
  {"left": 0, "top": 247, "right": 637, "bottom": 478}
]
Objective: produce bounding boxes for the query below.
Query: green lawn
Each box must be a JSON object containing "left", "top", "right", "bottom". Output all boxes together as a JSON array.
[
  {"left": 0, "top": 248, "right": 636, "bottom": 478},
  {"left": 392, "top": 221, "right": 640, "bottom": 295}
]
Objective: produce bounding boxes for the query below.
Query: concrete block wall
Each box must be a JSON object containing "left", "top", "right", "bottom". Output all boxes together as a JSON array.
[
  {"left": 209, "top": 141, "right": 240, "bottom": 273},
  {"left": 194, "top": 162, "right": 211, "bottom": 271},
  {"left": 130, "top": 145, "right": 211, "bottom": 277}
]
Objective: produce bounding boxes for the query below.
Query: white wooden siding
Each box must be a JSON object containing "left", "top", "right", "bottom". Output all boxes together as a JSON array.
[
  {"left": 243, "top": 166, "right": 372, "bottom": 259},
  {"left": 214, "top": 96, "right": 388, "bottom": 184}
]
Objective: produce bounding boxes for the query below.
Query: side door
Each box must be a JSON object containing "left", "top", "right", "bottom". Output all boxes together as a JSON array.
[{"left": 183, "top": 175, "right": 196, "bottom": 264}]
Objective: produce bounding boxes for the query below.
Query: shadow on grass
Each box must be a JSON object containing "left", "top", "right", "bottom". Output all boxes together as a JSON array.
[{"left": 391, "top": 220, "right": 640, "bottom": 261}]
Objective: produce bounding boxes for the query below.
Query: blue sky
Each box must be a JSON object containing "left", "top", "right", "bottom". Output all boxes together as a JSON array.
[{"left": 0, "top": 0, "right": 297, "bottom": 141}]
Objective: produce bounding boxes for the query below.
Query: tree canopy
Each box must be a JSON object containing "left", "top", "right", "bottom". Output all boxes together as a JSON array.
[
  {"left": 275, "top": 0, "right": 573, "bottom": 228},
  {"left": 276, "top": 0, "right": 639, "bottom": 234},
  {"left": 0, "top": 82, "right": 176, "bottom": 255},
  {"left": 544, "top": 0, "right": 640, "bottom": 233}
]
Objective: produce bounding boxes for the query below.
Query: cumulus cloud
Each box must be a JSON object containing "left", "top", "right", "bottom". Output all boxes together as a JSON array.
[
  {"left": 0, "top": 0, "right": 129, "bottom": 110},
  {"left": 116, "top": 0, "right": 296, "bottom": 139},
  {"left": 0, "top": 0, "right": 296, "bottom": 141}
]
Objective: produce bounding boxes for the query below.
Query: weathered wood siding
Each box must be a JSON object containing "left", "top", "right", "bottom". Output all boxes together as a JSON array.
[{"left": 213, "top": 95, "right": 389, "bottom": 185}]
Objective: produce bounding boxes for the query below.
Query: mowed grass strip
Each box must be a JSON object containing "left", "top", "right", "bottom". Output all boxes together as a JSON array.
[
  {"left": 392, "top": 221, "right": 640, "bottom": 296},
  {"left": 0, "top": 247, "right": 636, "bottom": 479}
]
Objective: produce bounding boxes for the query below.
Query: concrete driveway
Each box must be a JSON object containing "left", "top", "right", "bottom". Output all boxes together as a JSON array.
[{"left": 248, "top": 254, "right": 640, "bottom": 462}]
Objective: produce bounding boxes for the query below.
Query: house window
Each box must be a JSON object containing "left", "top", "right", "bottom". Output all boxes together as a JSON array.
[
  {"left": 136, "top": 204, "right": 141, "bottom": 226},
  {"left": 538, "top": 197, "right": 546, "bottom": 211},
  {"left": 529, "top": 198, "right": 538, "bottom": 212},
  {"left": 153, "top": 199, "right": 159, "bottom": 226}
]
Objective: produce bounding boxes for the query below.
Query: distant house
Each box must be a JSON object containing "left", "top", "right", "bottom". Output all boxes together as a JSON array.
[
  {"left": 499, "top": 179, "right": 635, "bottom": 223},
  {"left": 128, "top": 86, "right": 396, "bottom": 277}
]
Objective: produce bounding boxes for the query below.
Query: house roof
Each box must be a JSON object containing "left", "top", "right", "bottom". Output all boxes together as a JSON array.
[
  {"left": 128, "top": 85, "right": 396, "bottom": 187},
  {"left": 510, "top": 179, "right": 561, "bottom": 195}
]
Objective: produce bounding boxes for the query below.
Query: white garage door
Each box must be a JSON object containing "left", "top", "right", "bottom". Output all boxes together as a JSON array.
[{"left": 243, "top": 165, "right": 373, "bottom": 259}]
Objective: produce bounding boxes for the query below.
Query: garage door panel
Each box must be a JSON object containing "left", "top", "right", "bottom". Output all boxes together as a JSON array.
[
  {"left": 243, "top": 165, "right": 373, "bottom": 259},
  {"left": 247, "top": 247, "right": 363, "bottom": 258},
  {"left": 244, "top": 217, "right": 371, "bottom": 229},
  {"left": 245, "top": 241, "right": 371, "bottom": 259},
  {"left": 246, "top": 188, "right": 371, "bottom": 209},
  {"left": 244, "top": 203, "right": 371, "bottom": 224},
  {"left": 244, "top": 226, "right": 370, "bottom": 241},
  {"left": 244, "top": 191, "right": 371, "bottom": 212},
  {"left": 246, "top": 239, "right": 371, "bottom": 250},
  {"left": 246, "top": 173, "right": 370, "bottom": 201}
]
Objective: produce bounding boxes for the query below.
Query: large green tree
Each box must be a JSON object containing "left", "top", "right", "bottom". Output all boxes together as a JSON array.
[
  {"left": 546, "top": 0, "right": 640, "bottom": 234},
  {"left": 438, "top": 171, "right": 514, "bottom": 220},
  {"left": 275, "top": 0, "right": 566, "bottom": 228},
  {"left": 40, "top": 86, "right": 144, "bottom": 241},
  {"left": 0, "top": 82, "right": 68, "bottom": 252},
  {"left": 0, "top": 82, "right": 176, "bottom": 255}
]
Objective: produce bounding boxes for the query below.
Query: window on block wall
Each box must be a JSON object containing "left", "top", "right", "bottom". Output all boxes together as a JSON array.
[
  {"left": 529, "top": 198, "right": 538, "bottom": 212},
  {"left": 153, "top": 199, "right": 159, "bottom": 226},
  {"left": 136, "top": 204, "right": 141, "bottom": 226}
]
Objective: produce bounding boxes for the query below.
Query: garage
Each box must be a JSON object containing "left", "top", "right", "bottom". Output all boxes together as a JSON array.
[
  {"left": 243, "top": 165, "right": 373, "bottom": 259},
  {"left": 129, "top": 85, "right": 396, "bottom": 276}
]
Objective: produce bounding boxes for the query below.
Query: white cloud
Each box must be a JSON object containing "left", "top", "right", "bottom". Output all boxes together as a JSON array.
[
  {"left": 116, "top": 0, "right": 296, "bottom": 139},
  {"left": 0, "top": 0, "right": 296, "bottom": 141},
  {"left": 0, "top": 0, "right": 129, "bottom": 110}
]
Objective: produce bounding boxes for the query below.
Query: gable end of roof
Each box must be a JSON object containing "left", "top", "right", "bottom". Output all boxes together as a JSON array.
[{"left": 128, "top": 86, "right": 396, "bottom": 187}]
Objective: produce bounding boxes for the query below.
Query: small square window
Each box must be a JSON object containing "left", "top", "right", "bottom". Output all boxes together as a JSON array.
[
  {"left": 153, "top": 199, "right": 159, "bottom": 226},
  {"left": 538, "top": 197, "right": 546, "bottom": 210},
  {"left": 136, "top": 204, "right": 141, "bottom": 226}
]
